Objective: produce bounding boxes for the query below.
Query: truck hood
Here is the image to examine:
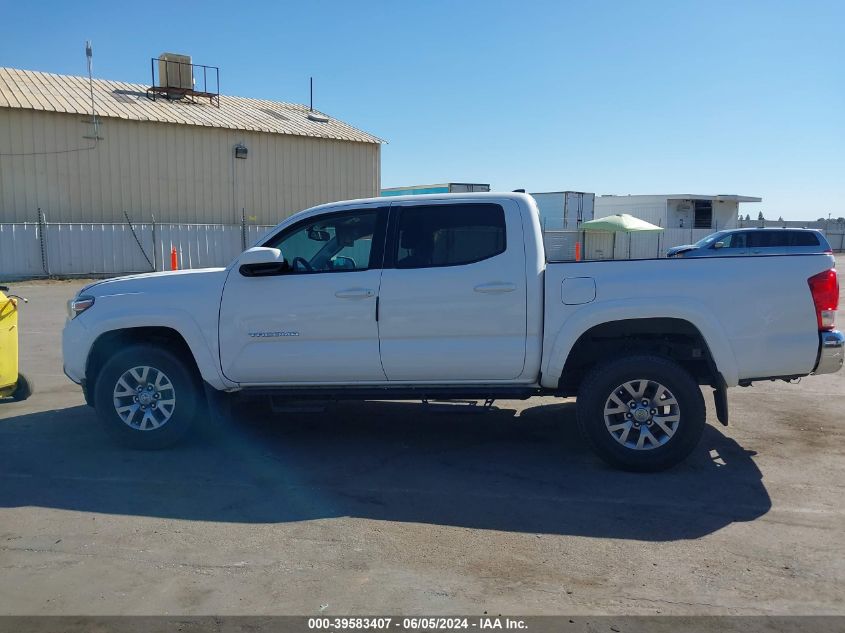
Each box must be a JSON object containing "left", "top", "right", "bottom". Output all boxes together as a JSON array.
[{"left": 79, "top": 268, "right": 228, "bottom": 298}]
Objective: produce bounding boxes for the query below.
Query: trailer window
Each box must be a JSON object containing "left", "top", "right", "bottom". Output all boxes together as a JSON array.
[{"left": 693, "top": 201, "right": 713, "bottom": 229}]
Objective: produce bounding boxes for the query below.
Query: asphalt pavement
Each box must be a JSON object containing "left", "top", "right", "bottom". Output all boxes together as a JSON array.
[{"left": 0, "top": 263, "right": 843, "bottom": 615}]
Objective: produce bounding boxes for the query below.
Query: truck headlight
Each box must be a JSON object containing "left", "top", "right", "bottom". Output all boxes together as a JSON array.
[{"left": 69, "top": 295, "right": 95, "bottom": 318}]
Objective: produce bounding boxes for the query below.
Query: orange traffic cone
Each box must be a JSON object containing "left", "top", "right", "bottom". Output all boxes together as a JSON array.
[{"left": 170, "top": 246, "right": 178, "bottom": 271}]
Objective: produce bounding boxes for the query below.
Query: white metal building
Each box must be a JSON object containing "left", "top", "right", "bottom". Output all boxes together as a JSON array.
[
  {"left": 588, "top": 193, "right": 762, "bottom": 260},
  {"left": 0, "top": 67, "right": 383, "bottom": 225},
  {"left": 594, "top": 194, "right": 761, "bottom": 231},
  {"left": 380, "top": 183, "right": 490, "bottom": 197}
]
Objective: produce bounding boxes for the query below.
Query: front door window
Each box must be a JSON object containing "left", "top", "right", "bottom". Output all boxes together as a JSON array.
[{"left": 267, "top": 210, "right": 379, "bottom": 273}]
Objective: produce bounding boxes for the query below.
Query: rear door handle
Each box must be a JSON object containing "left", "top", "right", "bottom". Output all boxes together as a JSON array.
[
  {"left": 474, "top": 282, "right": 516, "bottom": 294},
  {"left": 335, "top": 288, "right": 375, "bottom": 299}
]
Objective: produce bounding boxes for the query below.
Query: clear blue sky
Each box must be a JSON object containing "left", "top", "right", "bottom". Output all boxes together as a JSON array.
[{"left": 2, "top": 0, "right": 842, "bottom": 220}]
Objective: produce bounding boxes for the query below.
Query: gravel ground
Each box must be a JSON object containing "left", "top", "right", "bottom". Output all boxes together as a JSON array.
[{"left": 0, "top": 259, "right": 843, "bottom": 615}]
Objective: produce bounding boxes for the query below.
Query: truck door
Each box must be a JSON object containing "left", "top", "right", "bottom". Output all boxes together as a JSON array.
[
  {"left": 219, "top": 206, "right": 387, "bottom": 384},
  {"left": 377, "top": 199, "right": 527, "bottom": 381}
]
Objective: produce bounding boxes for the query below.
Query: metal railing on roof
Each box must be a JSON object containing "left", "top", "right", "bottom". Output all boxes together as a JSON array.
[{"left": 146, "top": 58, "right": 220, "bottom": 108}]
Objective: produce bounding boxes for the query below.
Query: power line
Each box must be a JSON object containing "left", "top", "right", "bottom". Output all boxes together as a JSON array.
[
  {"left": 0, "top": 144, "right": 97, "bottom": 157},
  {"left": 1, "top": 39, "right": 101, "bottom": 158}
]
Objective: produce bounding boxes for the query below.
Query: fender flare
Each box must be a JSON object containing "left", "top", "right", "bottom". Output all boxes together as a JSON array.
[
  {"left": 540, "top": 297, "right": 740, "bottom": 389},
  {"left": 84, "top": 308, "right": 236, "bottom": 391}
]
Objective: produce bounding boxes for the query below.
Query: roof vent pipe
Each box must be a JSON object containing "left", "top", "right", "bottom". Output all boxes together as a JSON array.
[{"left": 307, "top": 76, "right": 329, "bottom": 122}]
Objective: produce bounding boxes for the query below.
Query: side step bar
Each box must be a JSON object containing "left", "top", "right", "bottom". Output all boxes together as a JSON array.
[{"left": 239, "top": 384, "right": 539, "bottom": 402}]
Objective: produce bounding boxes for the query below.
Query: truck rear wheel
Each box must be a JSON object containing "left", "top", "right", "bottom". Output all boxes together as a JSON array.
[
  {"left": 576, "top": 355, "right": 706, "bottom": 471},
  {"left": 94, "top": 345, "right": 199, "bottom": 449}
]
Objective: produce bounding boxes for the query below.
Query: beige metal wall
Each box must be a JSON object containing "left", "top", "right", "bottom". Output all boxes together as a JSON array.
[{"left": 0, "top": 108, "right": 381, "bottom": 224}]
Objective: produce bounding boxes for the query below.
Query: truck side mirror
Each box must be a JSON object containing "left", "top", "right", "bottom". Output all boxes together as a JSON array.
[
  {"left": 331, "top": 256, "right": 356, "bottom": 270},
  {"left": 238, "top": 247, "right": 288, "bottom": 277}
]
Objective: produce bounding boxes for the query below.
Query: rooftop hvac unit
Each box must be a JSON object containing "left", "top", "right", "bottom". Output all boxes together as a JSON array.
[{"left": 158, "top": 53, "right": 194, "bottom": 91}]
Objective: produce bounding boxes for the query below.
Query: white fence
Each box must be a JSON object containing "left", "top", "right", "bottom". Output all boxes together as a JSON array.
[
  {"left": 2, "top": 221, "right": 843, "bottom": 279},
  {"left": 543, "top": 228, "right": 713, "bottom": 261},
  {"left": 0, "top": 222, "right": 274, "bottom": 279},
  {"left": 543, "top": 228, "right": 844, "bottom": 262},
  {"left": 825, "top": 231, "right": 845, "bottom": 252}
]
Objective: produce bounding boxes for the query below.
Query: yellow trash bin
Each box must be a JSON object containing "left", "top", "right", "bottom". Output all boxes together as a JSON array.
[{"left": 0, "top": 286, "right": 31, "bottom": 401}]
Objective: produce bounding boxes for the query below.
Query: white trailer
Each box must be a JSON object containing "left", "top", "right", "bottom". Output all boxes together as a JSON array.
[{"left": 531, "top": 191, "right": 595, "bottom": 230}]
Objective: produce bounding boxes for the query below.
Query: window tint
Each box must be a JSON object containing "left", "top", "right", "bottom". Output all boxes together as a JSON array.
[
  {"left": 395, "top": 204, "right": 506, "bottom": 268},
  {"left": 769, "top": 232, "right": 791, "bottom": 247},
  {"left": 789, "top": 231, "right": 819, "bottom": 246},
  {"left": 747, "top": 231, "right": 777, "bottom": 248},
  {"left": 266, "top": 210, "right": 378, "bottom": 273},
  {"left": 747, "top": 230, "right": 819, "bottom": 248}
]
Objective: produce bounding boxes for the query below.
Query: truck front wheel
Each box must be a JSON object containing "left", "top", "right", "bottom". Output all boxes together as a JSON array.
[
  {"left": 576, "top": 355, "right": 706, "bottom": 471},
  {"left": 94, "top": 345, "right": 200, "bottom": 449}
]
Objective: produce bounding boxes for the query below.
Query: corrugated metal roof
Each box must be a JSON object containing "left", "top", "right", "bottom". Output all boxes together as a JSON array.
[{"left": 0, "top": 67, "right": 383, "bottom": 144}]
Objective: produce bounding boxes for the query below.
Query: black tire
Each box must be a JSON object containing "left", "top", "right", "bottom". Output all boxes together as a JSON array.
[
  {"left": 11, "top": 373, "right": 33, "bottom": 401},
  {"left": 576, "top": 355, "right": 706, "bottom": 472},
  {"left": 94, "top": 345, "right": 200, "bottom": 449}
]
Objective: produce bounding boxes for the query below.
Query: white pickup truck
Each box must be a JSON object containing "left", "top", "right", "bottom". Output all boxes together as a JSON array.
[{"left": 62, "top": 193, "right": 843, "bottom": 471}]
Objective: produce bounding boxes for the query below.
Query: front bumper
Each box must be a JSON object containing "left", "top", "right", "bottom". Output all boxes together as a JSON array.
[
  {"left": 814, "top": 330, "right": 844, "bottom": 375},
  {"left": 62, "top": 315, "right": 92, "bottom": 385}
]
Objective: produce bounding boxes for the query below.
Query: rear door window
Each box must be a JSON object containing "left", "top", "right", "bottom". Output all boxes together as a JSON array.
[
  {"left": 748, "top": 231, "right": 787, "bottom": 248},
  {"left": 393, "top": 204, "right": 506, "bottom": 269}
]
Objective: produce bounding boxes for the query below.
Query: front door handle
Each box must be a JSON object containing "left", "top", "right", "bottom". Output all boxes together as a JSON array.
[
  {"left": 474, "top": 282, "right": 516, "bottom": 294},
  {"left": 335, "top": 288, "right": 375, "bottom": 299}
]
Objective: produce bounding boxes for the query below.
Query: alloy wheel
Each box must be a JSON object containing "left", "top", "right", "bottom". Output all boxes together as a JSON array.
[
  {"left": 603, "top": 379, "right": 681, "bottom": 450},
  {"left": 112, "top": 365, "right": 176, "bottom": 431}
]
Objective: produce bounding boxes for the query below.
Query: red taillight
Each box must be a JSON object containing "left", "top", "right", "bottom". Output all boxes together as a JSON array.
[{"left": 808, "top": 269, "right": 839, "bottom": 330}]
